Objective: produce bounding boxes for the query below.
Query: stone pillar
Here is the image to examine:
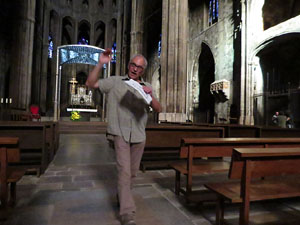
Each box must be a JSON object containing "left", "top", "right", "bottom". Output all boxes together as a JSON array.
[
  {"left": 32, "top": 0, "right": 45, "bottom": 108},
  {"left": 116, "top": 1, "right": 123, "bottom": 75},
  {"left": 120, "top": 0, "right": 131, "bottom": 74},
  {"left": 51, "top": 15, "right": 62, "bottom": 120},
  {"left": 239, "top": 0, "right": 253, "bottom": 125},
  {"left": 9, "top": 0, "right": 36, "bottom": 109},
  {"left": 130, "top": 0, "right": 145, "bottom": 55},
  {"left": 159, "top": 0, "right": 188, "bottom": 122},
  {"left": 40, "top": 4, "right": 50, "bottom": 114}
]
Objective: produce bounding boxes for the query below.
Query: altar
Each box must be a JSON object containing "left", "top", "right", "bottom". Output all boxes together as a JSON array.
[
  {"left": 54, "top": 44, "right": 105, "bottom": 121},
  {"left": 69, "top": 78, "right": 95, "bottom": 107}
]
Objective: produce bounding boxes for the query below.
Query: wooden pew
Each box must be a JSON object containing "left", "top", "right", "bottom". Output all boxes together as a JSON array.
[
  {"left": 205, "top": 148, "right": 300, "bottom": 225},
  {"left": 0, "top": 122, "right": 53, "bottom": 175},
  {"left": 141, "top": 125, "right": 224, "bottom": 171},
  {"left": 0, "top": 137, "right": 26, "bottom": 208},
  {"left": 260, "top": 126, "right": 300, "bottom": 137},
  {"left": 170, "top": 137, "right": 300, "bottom": 202},
  {"left": 210, "top": 124, "right": 261, "bottom": 137}
]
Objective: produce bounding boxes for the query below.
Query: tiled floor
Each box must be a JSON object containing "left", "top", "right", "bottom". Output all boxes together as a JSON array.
[{"left": 2, "top": 134, "right": 300, "bottom": 225}]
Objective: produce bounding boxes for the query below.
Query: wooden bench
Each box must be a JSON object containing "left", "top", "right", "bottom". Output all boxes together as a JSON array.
[
  {"left": 170, "top": 137, "right": 300, "bottom": 202},
  {"left": 0, "top": 137, "right": 26, "bottom": 208},
  {"left": 205, "top": 148, "right": 300, "bottom": 225},
  {"left": 141, "top": 125, "right": 224, "bottom": 171},
  {"left": 0, "top": 121, "right": 55, "bottom": 175}
]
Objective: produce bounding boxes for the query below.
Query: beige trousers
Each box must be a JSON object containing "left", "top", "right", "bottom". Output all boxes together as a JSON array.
[{"left": 114, "top": 136, "right": 145, "bottom": 216}]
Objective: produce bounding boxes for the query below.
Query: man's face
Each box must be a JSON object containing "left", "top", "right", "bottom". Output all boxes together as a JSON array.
[{"left": 128, "top": 56, "right": 145, "bottom": 81}]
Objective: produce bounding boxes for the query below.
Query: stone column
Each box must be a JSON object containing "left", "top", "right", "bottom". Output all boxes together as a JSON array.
[
  {"left": 160, "top": 0, "right": 188, "bottom": 122},
  {"left": 120, "top": 0, "right": 131, "bottom": 74},
  {"left": 116, "top": 0, "right": 123, "bottom": 75},
  {"left": 9, "top": 0, "right": 36, "bottom": 109},
  {"left": 31, "top": 0, "right": 44, "bottom": 107},
  {"left": 40, "top": 4, "right": 50, "bottom": 114},
  {"left": 239, "top": 0, "right": 253, "bottom": 125},
  {"left": 130, "top": 0, "right": 145, "bottom": 55}
]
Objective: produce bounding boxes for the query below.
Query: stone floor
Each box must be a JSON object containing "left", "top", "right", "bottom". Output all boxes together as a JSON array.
[{"left": 2, "top": 134, "right": 300, "bottom": 225}]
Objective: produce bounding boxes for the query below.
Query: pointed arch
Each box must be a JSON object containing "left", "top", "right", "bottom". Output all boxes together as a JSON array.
[
  {"left": 62, "top": 16, "right": 75, "bottom": 44},
  {"left": 78, "top": 20, "right": 91, "bottom": 44},
  {"left": 94, "top": 20, "right": 105, "bottom": 48}
]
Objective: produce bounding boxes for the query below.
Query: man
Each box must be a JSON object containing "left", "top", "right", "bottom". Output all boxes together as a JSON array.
[
  {"left": 272, "top": 111, "right": 279, "bottom": 125},
  {"left": 86, "top": 49, "right": 162, "bottom": 225}
]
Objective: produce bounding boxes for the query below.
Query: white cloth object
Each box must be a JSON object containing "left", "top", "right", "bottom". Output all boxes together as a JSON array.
[{"left": 124, "top": 79, "right": 152, "bottom": 105}]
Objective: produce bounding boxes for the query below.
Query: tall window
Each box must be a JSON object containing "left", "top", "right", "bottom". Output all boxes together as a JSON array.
[
  {"left": 209, "top": 0, "right": 218, "bottom": 26},
  {"left": 111, "top": 42, "right": 117, "bottom": 63},
  {"left": 48, "top": 35, "right": 54, "bottom": 58},
  {"left": 158, "top": 34, "right": 161, "bottom": 58}
]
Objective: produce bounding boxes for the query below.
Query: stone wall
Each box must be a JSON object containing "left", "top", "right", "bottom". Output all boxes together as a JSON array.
[{"left": 188, "top": 0, "right": 234, "bottom": 123}]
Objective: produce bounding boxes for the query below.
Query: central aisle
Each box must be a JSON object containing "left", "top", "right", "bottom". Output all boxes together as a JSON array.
[{"left": 3, "top": 134, "right": 202, "bottom": 225}]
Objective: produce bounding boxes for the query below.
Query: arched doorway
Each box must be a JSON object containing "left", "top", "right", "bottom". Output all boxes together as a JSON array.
[
  {"left": 255, "top": 33, "right": 300, "bottom": 127},
  {"left": 194, "top": 43, "right": 215, "bottom": 123}
]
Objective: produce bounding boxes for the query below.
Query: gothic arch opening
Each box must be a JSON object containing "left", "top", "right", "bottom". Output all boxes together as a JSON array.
[
  {"left": 263, "top": 0, "right": 300, "bottom": 30},
  {"left": 195, "top": 42, "right": 215, "bottom": 123},
  {"left": 255, "top": 33, "right": 300, "bottom": 127},
  {"left": 98, "top": 0, "right": 104, "bottom": 9},
  {"left": 62, "top": 17, "right": 74, "bottom": 45},
  {"left": 78, "top": 20, "right": 90, "bottom": 44},
  {"left": 94, "top": 20, "right": 105, "bottom": 48},
  {"left": 144, "top": 0, "right": 162, "bottom": 84}
]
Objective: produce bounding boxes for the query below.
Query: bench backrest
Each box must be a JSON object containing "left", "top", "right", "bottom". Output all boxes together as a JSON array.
[
  {"left": 0, "top": 137, "right": 20, "bottom": 163},
  {"left": 229, "top": 148, "right": 300, "bottom": 179},
  {"left": 145, "top": 125, "right": 224, "bottom": 148},
  {"left": 180, "top": 137, "right": 300, "bottom": 158}
]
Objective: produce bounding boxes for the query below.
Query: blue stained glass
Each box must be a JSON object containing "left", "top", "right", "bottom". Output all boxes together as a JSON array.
[
  {"left": 213, "top": 0, "right": 215, "bottom": 20},
  {"left": 111, "top": 42, "right": 117, "bottom": 63},
  {"left": 158, "top": 34, "right": 161, "bottom": 58},
  {"left": 48, "top": 35, "right": 53, "bottom": 58},
  {"left": 209, "top": 1, "right": 212, "bottom": 25},
  {"left": 209, "top": 0, "right": 218, "bottom": 25},
  {"left": 216, "top": 0, "right": 219, "bottom": 18},
  {"left": 78, "top": 37, "right": 89, "bottom": 45}
]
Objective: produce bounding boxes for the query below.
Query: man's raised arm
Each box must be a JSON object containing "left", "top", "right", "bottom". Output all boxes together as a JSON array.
[{"left": 85, "top": 49, "right": 112, "bottom": 89}]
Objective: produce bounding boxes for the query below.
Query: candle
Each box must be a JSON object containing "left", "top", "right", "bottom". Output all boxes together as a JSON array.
[
  {"left": 0, "top": 98, "right": 3, "bottom": 103},
  {"left": 5, "top": 98, "right": 8, "bottom": 103},
  {"left": 9, "top": 98, "right": 12, "bottom": 104}
]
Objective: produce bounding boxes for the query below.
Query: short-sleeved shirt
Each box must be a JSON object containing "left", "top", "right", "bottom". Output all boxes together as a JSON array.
[{"left": 98, "top": 75, "right": 154, "bottom": 143}]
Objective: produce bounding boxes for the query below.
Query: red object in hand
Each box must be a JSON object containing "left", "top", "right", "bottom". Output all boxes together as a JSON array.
[{"left": 103, "top": 48, "right": 112, "bottom": 56}]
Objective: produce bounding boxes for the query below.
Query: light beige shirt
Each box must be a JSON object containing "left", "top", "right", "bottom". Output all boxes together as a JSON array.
[{"left": 99, "top": 75, "right": 154, "bottom": 143}]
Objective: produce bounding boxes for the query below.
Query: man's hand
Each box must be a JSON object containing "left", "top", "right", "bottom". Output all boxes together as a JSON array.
[
  {"left": 143, "top": 86, "right": 152, "bottom": 96},
  {"left": 86, "top": 48, "right": 112, "bottom": 89},
  {"left": 98, "top": 48, "right": 112, "bottom": 65}
]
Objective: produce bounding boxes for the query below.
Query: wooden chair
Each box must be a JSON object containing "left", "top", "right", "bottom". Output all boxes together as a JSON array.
[{"left": 29, "top": 105, "right": 41, "bottom": 121}]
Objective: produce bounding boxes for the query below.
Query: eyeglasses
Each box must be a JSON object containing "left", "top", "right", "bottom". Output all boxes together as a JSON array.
[{"left": 129, "top": 62, "right": 144, "bottom": 72}]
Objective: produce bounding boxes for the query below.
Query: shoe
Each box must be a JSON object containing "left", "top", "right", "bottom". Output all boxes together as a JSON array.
[{"left": 120, "top": 213, "right": 136, "bottom": 225}]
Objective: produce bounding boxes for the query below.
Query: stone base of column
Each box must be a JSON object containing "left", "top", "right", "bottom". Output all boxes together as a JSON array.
[
  {"left": 158, "top": 113, "right": 187, "bottom": 123},
  {"left": 239, "top": 115, "right": 254, "bottom": 125}
]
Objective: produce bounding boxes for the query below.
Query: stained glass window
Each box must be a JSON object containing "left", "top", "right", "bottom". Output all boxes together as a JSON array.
[
  {"left": 78, "top": 37, "right": 89, "bottom": 45},
  {"left": 158, "top": 34, "right": 161, "bottom": 58},
  {"left": 209, "top": 0, "right": 218, "bottom": 26},
  {"left": 111, "top": 42, "right": 117, "bottom": 63},
  {"left": 48, "top": 35, "right": 53, "bottom": 59}
]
